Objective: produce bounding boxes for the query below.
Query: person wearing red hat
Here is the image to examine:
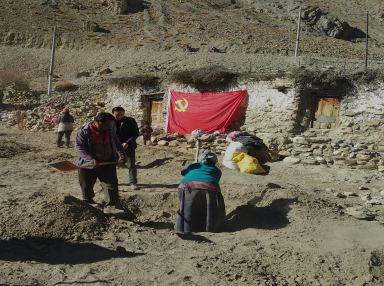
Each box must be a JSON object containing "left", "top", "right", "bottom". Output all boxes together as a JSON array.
[{"left": 57, "top": 108, "right": 75, "bottom": 148}]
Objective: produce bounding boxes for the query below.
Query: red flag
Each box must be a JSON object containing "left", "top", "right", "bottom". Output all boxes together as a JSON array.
[{"left": 166, "top": 90, "right": 247, "bottom": 135}]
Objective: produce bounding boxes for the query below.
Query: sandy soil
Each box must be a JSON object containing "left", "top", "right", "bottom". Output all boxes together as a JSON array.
[{"left": 1, "top": 127, "right": 384, "bottom": 286}]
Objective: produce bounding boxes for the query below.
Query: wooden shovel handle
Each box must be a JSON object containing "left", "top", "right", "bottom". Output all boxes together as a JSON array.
[
  {"left": 194, "top": 140, "right": 201, "bottom": 163},
  {"left": 79, "top": 162, "right": 116, "bottom": 169}
]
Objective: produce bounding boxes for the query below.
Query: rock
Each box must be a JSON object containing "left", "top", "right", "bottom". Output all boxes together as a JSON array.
[
  {"left": 301, "top": 159, "right": 319, "bottom": 165},
  {"left": 283, "top": 157, "right": 301, "bottom": 164},
  {"left": 344, "top": 192, "right": 357, "bottom": 197},
  {"left": 266, "top": 183, "right": 281, "bottom": 189},
  {"left": 168, "top": 141, "right": 179, "bottom": 147},
  {"left": 360, "top": 193, "right": 371, "bottom": 201},
  {"left": 344, "top": 159, "right": 357, "bottom": 166},
  {"left": 316, "top": 157, "right": 326, "bottom": 163},
  {"left": 306, "top": 137, "right": 331, "bottom": 143},
  {"left": 345, "top": 206, "right": 375, "bottom": 220},
  {"left": 357, "top": 164, "right": 377, "bottom": 170},
  {"left": 69, "top": 71, "right": 90, "bottom": 78},
  {"left": 99, "top": 68, "right": 113, "bottom": 75},
  {"left": 200, "top": 134, "right": 215, "bottom": 142},
  {"left": 334, "top": 192, "right": 343, "bottom": 198},
  {"left": 378, "top": 166, "right": 384, "bottom": 172},
  {"left": 278, "top": 150, "right": 291, "bottom": 157},
  {"left": 157, "top": 140, "right": 169, "bottom": 146}
]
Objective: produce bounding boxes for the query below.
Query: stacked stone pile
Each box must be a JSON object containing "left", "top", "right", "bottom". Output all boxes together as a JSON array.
[
  {"left": 2, "top": 100, "right": 107, "bottom": 132},
  {"left": 281, "top": 130, "right": 384, "bottom": 172},
  {"left": 151, "top": 128, "right": 384, "bottom": 172}
]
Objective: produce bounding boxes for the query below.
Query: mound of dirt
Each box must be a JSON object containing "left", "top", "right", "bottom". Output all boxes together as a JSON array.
[
  {"left": 0, "top": 194, "right": 109, "bottom": 241},
  {"left": 0, "top": 138, "right": 38, "bottom": 158}
]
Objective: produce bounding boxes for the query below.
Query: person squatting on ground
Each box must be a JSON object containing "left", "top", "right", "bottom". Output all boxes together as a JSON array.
[
  {"left": 139, "top": 121, "right": 153, "bottom": 145},
  {"left": 57, "top": 108, "right": 74, "bottom": 148},
  {"left": 75, "top": 112, "right": 128, "bottom": 214},
  {"left": 174, "top": 150, "right": 226, "bottom": 233},
  {"left": 112, "top": 107, "right": 140, "bottom": 190}
]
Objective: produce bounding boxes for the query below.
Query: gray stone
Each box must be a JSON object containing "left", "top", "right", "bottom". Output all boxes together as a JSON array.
[
  {"left": 301, "top": 159, "right": 319, "bottom": 165},
  {"left": 344, "top": 159, "right": 357, "bottom": 166},
  {"left": 283, "top": 157, "right": 301, "bottom": 164},
  {"left": 70, "top": 71, "right": 90, "bottom": 78},
  {"left": 345, "top": 206, "right": 375, "bottom": 220},
  {"left": 357, "top": 164, "right": 377, "bottom": 170},
  {"left": 157, "top": 140, "right": 169, "bottom": 146},
  {"left": 306, "top": 137, "right": 331, "bottom": 143},
  {"left": 168, "top": 141, "right": 179, "bottom": 147}
]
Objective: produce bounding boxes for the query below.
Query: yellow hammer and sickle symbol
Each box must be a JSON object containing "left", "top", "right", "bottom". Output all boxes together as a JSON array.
[{"left": 174, "top": 97, "right": 189, "bottom": 112}]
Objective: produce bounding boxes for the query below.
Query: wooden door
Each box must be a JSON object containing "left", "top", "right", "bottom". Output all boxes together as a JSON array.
[
  {"left": 150, "top": 99, "right": 163, "bottom": 124},
  {"left": 311, "top": 97, "right": 340, "bottom": 129}
]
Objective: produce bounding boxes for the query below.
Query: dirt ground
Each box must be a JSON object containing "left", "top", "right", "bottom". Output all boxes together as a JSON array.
[{"left": 0, "top": 127, "right": 384, "bottom": 286}]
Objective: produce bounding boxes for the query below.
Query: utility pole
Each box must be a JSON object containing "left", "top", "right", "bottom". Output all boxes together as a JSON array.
[
  {"left": 295, "top": 7, "right": 302, "bottom": 58},
  {"left": 48, "top": 26, "right": 57, "bottom": 96},
  {"left": 365, "top": 11, "right": 368, "bottom": 70}
]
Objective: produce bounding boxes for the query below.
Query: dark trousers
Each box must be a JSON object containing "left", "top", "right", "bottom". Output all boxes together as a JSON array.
[
  {"left": 57, "top": 130, "right": 72, "bottom": 147},
  {"left": 126, "top": 149, "right": 137, "bottom": 184},
  {"left": 78, "top": 164, "right": 119, "bottom": 206},
  {"left": 174, "top": 188, "right": 226, "bottom": 233}
]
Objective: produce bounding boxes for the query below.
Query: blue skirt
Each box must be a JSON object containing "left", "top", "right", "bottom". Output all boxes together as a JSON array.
[{"left": 174, "top": 187, "right": 226, "bottom": 233}]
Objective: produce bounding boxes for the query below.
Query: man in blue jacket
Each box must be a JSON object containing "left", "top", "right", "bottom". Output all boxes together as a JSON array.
[{"left": 112, "top": 107, "right": 140, "bottom": 190}]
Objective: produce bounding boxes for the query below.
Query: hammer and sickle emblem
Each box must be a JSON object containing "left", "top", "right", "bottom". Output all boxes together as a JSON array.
[{"left": 174, "top": 97, "right": 189, "bottom": 112}]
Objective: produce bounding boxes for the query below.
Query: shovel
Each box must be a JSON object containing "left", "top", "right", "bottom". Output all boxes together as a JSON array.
[{"left": 49, "top": 161, "right": 116, "bottom": 172}]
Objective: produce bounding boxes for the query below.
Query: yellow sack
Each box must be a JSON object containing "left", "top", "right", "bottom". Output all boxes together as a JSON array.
[
  {"left": 231, "top": 152, "right": 245, "bottom": 162},
  {"left": 231, "top": 153, "right": 266, "bottom": 174}
]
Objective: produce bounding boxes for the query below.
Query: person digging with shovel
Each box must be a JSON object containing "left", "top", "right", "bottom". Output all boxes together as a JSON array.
[{"left": 75, "top": 112, "right": 128, "bottom": 214}]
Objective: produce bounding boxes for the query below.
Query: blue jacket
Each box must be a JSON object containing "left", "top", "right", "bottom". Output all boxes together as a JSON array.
[
  {"left": 75, "top": 123, "right": 127, "bottom": 167},
  {"left": 180, "top": 162, "right": 222, "bottom": 187}
]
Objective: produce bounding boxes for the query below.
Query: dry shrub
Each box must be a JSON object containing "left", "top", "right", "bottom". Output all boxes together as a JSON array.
[
  {"left": 127, "top": 37, "right": 133, "bottom": 41},
  {"left": 131, "top": 31, "right": 141, "bottom": 36},
  {"left": 61, "top": 14, "right": 71, "bottom": 20},
  {"left": 34, "top": 11, "right": 40, "bottom": 14},
  {"left": 200, "top": 42, "right": 207, "bottom": 45},
  {"left": 55, "top": 82, "right": 77, "bottom": 92},
  {"left": 175, "top": 11, "right": 187, "bottom": 15},
  {"left": 153, "top": 16, "right": 160, "bottom": 22},
  {"left": 0, "top": 69, "right": 26, "bottom": 88},
  {"left": 134, "top": 42, "right": 144, "bottom": 47},
  {"left": 166, "top": 32, "right": 174, "bottom": 37},
  {"left": 166, "top": 66, "right": 237, "bottom": 87},
  {"left": 200, "top": 11, "right": 208, "bottom": 14},
  {"left": 234, "top": 20, "right": 240, "bottom": 24},
  {"left": 109, "top": 75, "right": 159, "bottom": 91},
  {"left": 41, "top": 27, "right": 48, "bottom": 31},
  {"left": 191, "top": 17, "right": 201, "bottom": 21},
  {"left": 148, "top": 28, "right": 153, "bottom": 31},
  {"left": 179, "top": 30, "right": 186, "bottom": 34},
  {"left": 86, "top": 33, "right": 97, "bottom": 37}
]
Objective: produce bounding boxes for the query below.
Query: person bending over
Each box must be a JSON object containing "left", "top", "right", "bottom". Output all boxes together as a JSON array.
[{"left": 174, "top": 150, "right": 226, "bottom": 232}]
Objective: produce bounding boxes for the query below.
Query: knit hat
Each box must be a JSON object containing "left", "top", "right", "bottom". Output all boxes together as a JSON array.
[{"left": 198, "top": 149, "right": 218, "bottom": 165}]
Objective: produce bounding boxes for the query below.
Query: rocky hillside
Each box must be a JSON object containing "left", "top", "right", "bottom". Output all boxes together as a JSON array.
[{"left": 1, "top": 0, "right": 384, "bottom": 61}]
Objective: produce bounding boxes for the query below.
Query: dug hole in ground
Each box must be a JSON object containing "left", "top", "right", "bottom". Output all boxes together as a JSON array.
[{"left": 1, "top": 128, "right": 384, "bottom": 286}]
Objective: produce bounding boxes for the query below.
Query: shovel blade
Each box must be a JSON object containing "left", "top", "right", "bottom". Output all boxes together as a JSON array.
[{"left": 49, "top": 161, "right": 81, "bottom": 171}]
